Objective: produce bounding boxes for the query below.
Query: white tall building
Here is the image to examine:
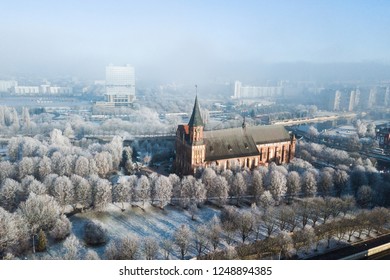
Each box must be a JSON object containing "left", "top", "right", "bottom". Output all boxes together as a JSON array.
[
  {"left": 232, "top": 80, "right": 283, "bottom": 99},
  {"left": 333, "top": 90, "right": 341, "bottom": 111},
  {"left": 0, "top": 80, "right": 17, "bottom": 92},
  {"left": 348, "top": 90, "right": 356, "bottom": 112},
  {"left": 103, "top": 64, "right": 135, "bottom": 107}
]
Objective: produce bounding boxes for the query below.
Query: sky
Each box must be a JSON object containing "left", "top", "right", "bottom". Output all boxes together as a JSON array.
[{"left": 1, "top": 0, "right": 390, "bottom": 82}]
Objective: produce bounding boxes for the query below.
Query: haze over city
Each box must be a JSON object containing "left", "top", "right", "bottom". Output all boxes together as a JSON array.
[{"left": 1, "top": 0, "right": 390, "bottom": 82}]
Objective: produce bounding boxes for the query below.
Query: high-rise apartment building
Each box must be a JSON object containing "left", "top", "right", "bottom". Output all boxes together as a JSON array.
[{"left": 102, "top": 64, "right": 135, "bottom": 107}]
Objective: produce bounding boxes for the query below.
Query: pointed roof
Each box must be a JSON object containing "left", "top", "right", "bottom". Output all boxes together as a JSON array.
[{"left": 188, "top": 95, "right": 204, "bottom": 127}]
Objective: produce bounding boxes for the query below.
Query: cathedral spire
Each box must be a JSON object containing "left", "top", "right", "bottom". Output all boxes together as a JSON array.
[{"left": 188, "top": 88, "right": 204, "bottom": 127}]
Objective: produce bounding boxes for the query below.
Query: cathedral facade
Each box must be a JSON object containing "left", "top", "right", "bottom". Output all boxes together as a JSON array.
[{"left": 175, "top": 97, "right": 296, "bottom": 176}]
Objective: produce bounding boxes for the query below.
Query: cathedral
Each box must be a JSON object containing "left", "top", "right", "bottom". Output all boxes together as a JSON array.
[{"left": 175, "top": 97, "right": 296, "bottom": 176}]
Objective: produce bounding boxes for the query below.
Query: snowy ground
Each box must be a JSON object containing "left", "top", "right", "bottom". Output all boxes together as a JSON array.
[{"left": 69, "top": 203, "right": 221, "bottom": 259}]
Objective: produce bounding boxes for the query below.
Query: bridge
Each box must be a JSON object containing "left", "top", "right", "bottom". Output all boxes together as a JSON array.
[{"left": 272, "top": 113, "right": 357, "bottom": 126}]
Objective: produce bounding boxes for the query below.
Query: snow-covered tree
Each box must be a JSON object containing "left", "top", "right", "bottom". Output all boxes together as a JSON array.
[
  {"left": 174, "top": 224, "right": 192, "bottom": 260},
  {"left": 51, "top": 176, "right": 75, "bottom": 214},
  {"left": 49, "top": 214, "right": 71, "bottom": 241},
  {"left": 0, "top": 161, "right": 16, "bottom": 183},
  {"left": 286, "top": 171, "right": 301, "bottom": 203},
  {"left": 0, "top": 178, "right": 22, "bottom": 211},
  {"left": 151, "top": 176, "right": 172, "bottom": 209},
  {"left": 209, "top": 175, "right": 229, "bottom": 207},
  {"left": 301, "top": 171, "right": 317, "bottom": 197},
  {"left": 18, "top": 193, "right": 61, "bottom": 253},
  {"left": 74, "top": 156, "right": 90, "bottom": 178},
  {"left": 230, "top": 172, "right": 247, "bottom": 205},
  {"left": 92, "top": 178, "right": 112, "bottom": 211},
  {"left": 112, "top": 177, "right": 132, "bottom": 211},
  {"left": 193, "top": 224, "right": 209, "bottom": 256},
  {"left": 265, "top": 169, "right": 287, "bottom": 204},
  {"left": 318, "top": 169, "right": 334, "bottom": 197},
  {"left": 135, "top": 175, "right": 150, "bottom": 208},
  {"left": 106, "top": 235, "right": 139, "bottom": 260},
  {"left": 38, "top": 156, "right": 52, "bottom": 180},
  {"left": 18, "top": 157, "right": 35, "bottom": 179},
  {"left": 71, "top": 175, "right": 92, "bottom": 211},
  {"left": 94, "top": 151, "right": 113, "bottom": 178}
]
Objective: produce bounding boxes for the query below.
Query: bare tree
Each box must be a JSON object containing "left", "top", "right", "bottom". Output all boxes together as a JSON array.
[
  {"left": 193, "top": 224, "right": 209, "bottom": 257},
  {"left": 142, "top": 237, "right": 159, "bottom": 260},
  {"left": 206, "top": 215, "right": 222, "bottom": 251},
  {"left": 263, "top": 207, "right": 278, "bottom": 237},
  {"left": 161, "top": 238, "right": 173, "bottom": 260}
]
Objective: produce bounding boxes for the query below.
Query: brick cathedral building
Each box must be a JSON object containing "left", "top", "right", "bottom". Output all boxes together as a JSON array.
[{"left": 175, "top": 97, "right": 296, "bottom": 176}]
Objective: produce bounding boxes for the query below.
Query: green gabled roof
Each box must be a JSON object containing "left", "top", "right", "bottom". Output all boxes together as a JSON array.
[{"left": 188, "top": 95, "right": 204, "bottom": 127}]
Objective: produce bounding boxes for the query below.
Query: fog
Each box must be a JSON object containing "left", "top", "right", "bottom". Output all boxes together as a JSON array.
[{"left": 1, "top": 1, "right": 390, "bottom": 83}]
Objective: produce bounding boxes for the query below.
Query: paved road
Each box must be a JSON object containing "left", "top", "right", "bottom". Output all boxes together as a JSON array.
[{"left": 307, "top": 233, "right": 390, "bottom": 260}]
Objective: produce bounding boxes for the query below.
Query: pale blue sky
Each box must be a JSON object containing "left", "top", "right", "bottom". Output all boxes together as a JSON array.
[{"left": 1, "top": 0, "right": 390, "bottom": 80}]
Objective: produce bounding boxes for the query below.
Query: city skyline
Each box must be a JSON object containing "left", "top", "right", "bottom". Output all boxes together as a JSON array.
[{"left": 1, "top": 1, "right": 390, "bottom": 82}]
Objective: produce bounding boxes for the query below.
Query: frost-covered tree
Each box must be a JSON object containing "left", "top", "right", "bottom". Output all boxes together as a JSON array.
[
  {"left": 0, "top": 207, "right": 28, "bottom": 256},
  {"left": 209, "top": 175, "right": 229, "bottom": 207},
  {"left": 265, "top": 169, "right": 287, "bottom": 204},
  {"left": 94, "top": 151, "right": 113, "bottom": 178},
  {"left": 50, "top": 128, "right": 71, "bottom": 147},
  {"left": 49, "top": 214, "right": 71, "bottom": 240},
  {"left": 318, "top": 170, "right": 334, "bottom": 197},
  {"left": 202, "top": 167, "right": 217, "bottom": 192},
  {"left": 0, "top": 161, "right": 16, "bottom": 183},
  {"left": 334, "top": 169, "right": 349, "bottom": 197},
  {"left": 301, "top": 171, "right": 317, "bottom": 197},
  {"left": 71, "top": 175, "right": 92, "bottom": 211},
  {"left": 51, "top": 176, "right": 75, "bottom": 214},
  {"left": 92, "top": 178, "right": 112, "bottom": 211},
  {"left": 37, "top": 156, "right": 52, "bottom": 180},
  {"left": 258, "top": 190, "right": 275, "bottom": 209},
  {"left": 63, "top": 235, "right": 82, "bottom": 260},
  {"left": 74, "top": 156, "right": 90, "bottom": 178},
  {"left": 112, "top": 177, "right": 132, "bottom": 211},
  {"left": 357, "top": 185, "right": 374, "bottom": 208},
  {"left": 18, "top": 157, "right": 35, "bottom": 179},
  {"left": 25, "top": 176, "right": 47, "bottom": 196},
  {"left": 230, "top": 173, "right": 247, "bottom": 205},
  {"left": 151, "top": 176, "right": 172, "bottom": 209},
  {"left": 179, "top": 176, "right": 206, "bottom": 208},
  {"left": 251, "top": 170, "right": 264, "bottom": 204},
  {"left": 168, "top": 173, "right": 181, "bottom": 201},
  {"left": 193, "top": 224, "right": 209, "bottom": 256},
  {"left": 237, "top": 210, "right": 254, "bottom": 243},
  {"left": 206, "top": 215, "right": 222, "bottom": 251},
  {"left": 286, "top": 171, "right": 300, "bottom": 203},
  {"left": 135, "top": 175, "right": 150, "bottom": 208},
  {"left": 0, "top": 178, "right": 22, "bottom": 211},
  {"left": 263, "top": 207, "right": 278, "bottom": 237},
  {"left": 174, "top": 224, "right": 192, "bottom": 260},
  {"left": 106, "top": 235, "right": 139, "bottom": 260},
  {"left": 84, "top": 221, "right": 107, "bottom": 245},
  {"left": 104, "top": 136, "right": 123, "bottom": 171},
  {"left": 18, "top": 193, "right": 61, "bottom": 253}
]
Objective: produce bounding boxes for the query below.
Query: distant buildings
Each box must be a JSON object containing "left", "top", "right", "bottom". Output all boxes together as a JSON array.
[
  {"left": 0, "top": 80, "right": 17, "bottom": 92},
  {"left": 0, "top": 80, "right": 72, "bottom": 95},
  {"left": 232, "top": 80, "right": 284, "bottom": 99},
  {"left": 97, "top": 64, "right": 135, "bottom": 107},
  {"left": 175, "top": 97, "right": 296, "bottom": 175}
]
